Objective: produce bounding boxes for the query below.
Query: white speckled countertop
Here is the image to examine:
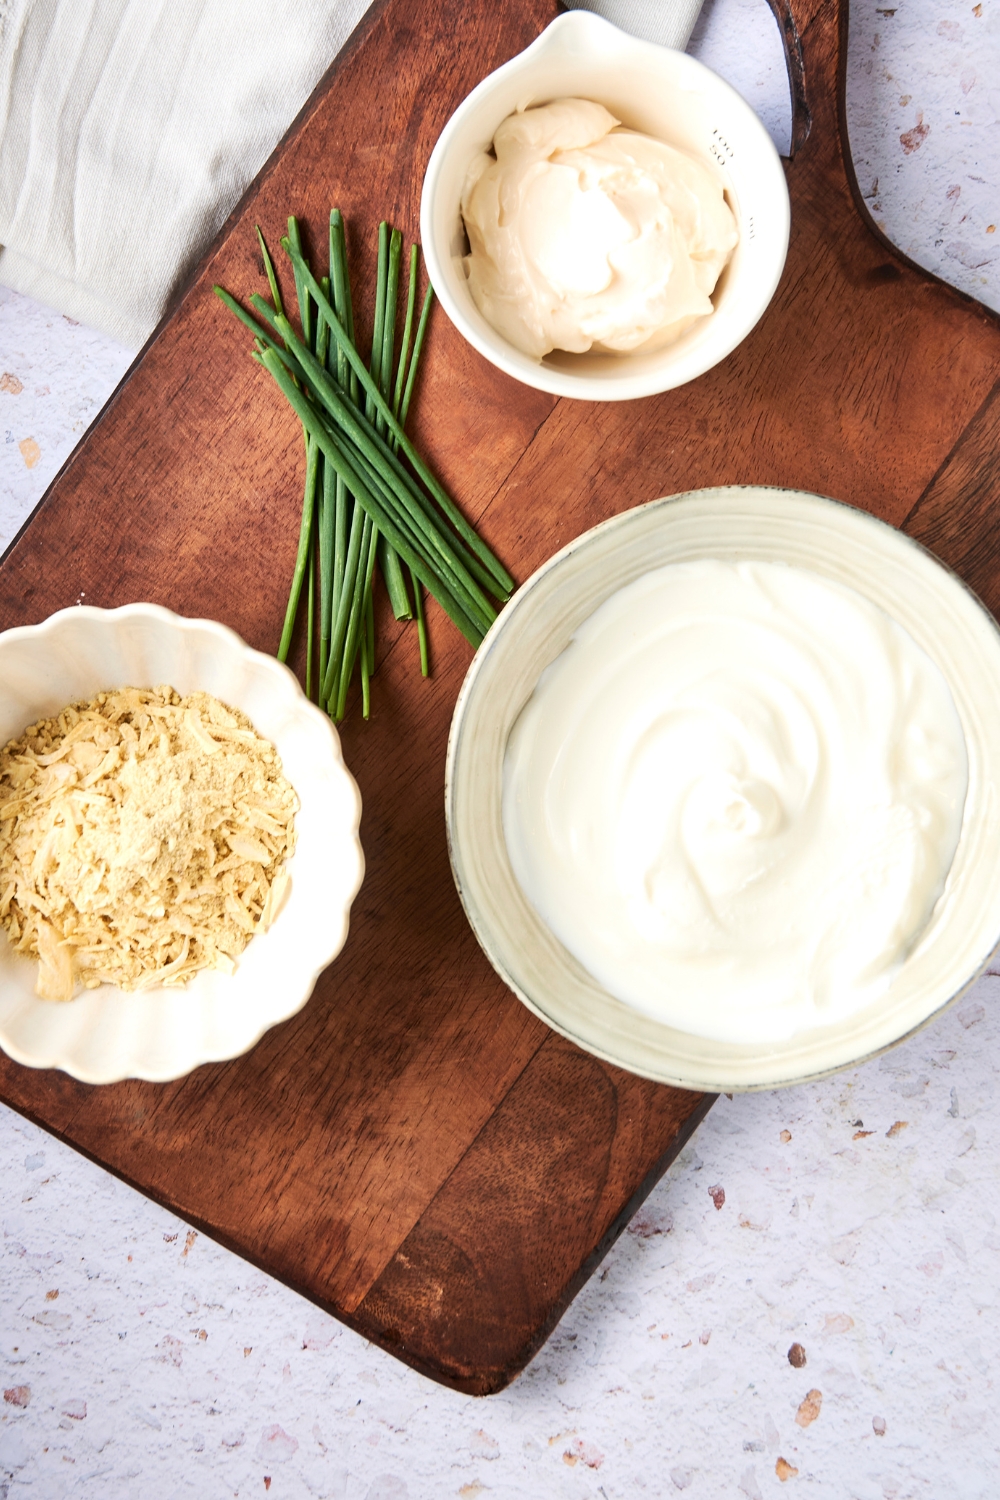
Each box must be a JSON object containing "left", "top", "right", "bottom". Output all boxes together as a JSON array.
[{"left": 3, "top": 3, "right": 999, "bottom": 1496}]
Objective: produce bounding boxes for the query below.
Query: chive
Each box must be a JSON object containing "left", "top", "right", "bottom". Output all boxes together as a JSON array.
[
  {"left": 277, "top": 434, "right": 320, "bottom": 662},
  {"left": 377, "top": 228, "right": 413, "bottom": 621},
  {"left": 366, "top": 571, "right": 376, "bottom": 666},
  {"left": 256, "top": 228, "right": 284, "bottom": 318},
  {"left": 327, "top": 210, "right": 354, "bottom": 674},
  {"left": 323, "top": 215, "right": 367, "bottom": 713},
  {"left": 262, "top": 349, "right": 484, "bottom": 644},
  {"left": 336, "top": 519, "right": 379, "bottom": 721},
  {"left": 333, "top": 382, "right": 500, "bottom": 596},
  {"left": 329, "top": 212, "right": 355, "bottom": 344},
  {"left": 323, "top": 494, "right": 367, "bottom": 708},
  {"left": 362, "top": 227, "right": 391, "bottom": 633},
  {"left": 305, "top": 521, "right": 316, "bottom": 700},
  {"left": 287, "top": 216, "right": 312, "bottom": 350},
  {"left": 315, "top": 274, "right": 334, "bottom": 686},
  {"left": 319, "top": 451, "right": 335, "bottom": 689},
  {"left": 400, "top": 284, "right": 434, "bottom": 430},
  {"left": 379, "top": 230, "right": 403, "bottom": 428},
  {"left": 411, "top": 566, "right": 429, "bottom": 676},
  {"left": 335, "top": 511, "right": 373, "bottom": 718},
  {"left": 346, "top": 435, "right": 495, "bottom": 632},
  {"left": 329, "top": 210, "right": 359, "bottom": 402},
  {"left": 317, "top": 398, "right": 498, "bottom": 636},
  {"left": 379, "top": 537, "right": 412, "bottom": 620},
  {"left": 393, "top": 245, "right": 420, "bottom": 420},
  {"left": 269, "top": 315, "right": 501, "bottom": 616},
  {"left": 215, "top": 286, "right": 287, "bottom": 361},
  {"left": 368, "top": 223, "right": 389, "bottom": 421},
  {"left": 394, "top": 251, "right": 428, "bottom": 673},
  {"left": 280, "top": 237, "right": 514, "bottom": 595},
  {"left": 263, "top": 267, "right": 419, "bottom": 629},
  {"left": 361, "top": 584, "right": 375, "bottom": 720},
  {"left": 219, "top": 212, "right": 515, "bottom": 722},
  {"left": 317, "top": 276, "right": 331, "bottom": 367},
  {"left": 266, "top": 393, "right": 496, "bottom": 651},
  {"left": 333, "top": 464, "right": 347, "bottom": 616},
  {"left": 360, "top": 629, "right": 370, "bottom": 719}
]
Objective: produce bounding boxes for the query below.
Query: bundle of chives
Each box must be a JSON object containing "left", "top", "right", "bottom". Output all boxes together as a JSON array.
[{"left": 215, "top": 211, "right": 512, "bottom": 722}]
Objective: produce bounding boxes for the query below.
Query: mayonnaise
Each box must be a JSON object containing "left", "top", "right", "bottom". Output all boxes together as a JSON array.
[
  {"left": 460, "top": 98, "right": 739, "bottom": 360},
  {"left": 502, "top": 560, "right": 969, "bottom": 1043}
]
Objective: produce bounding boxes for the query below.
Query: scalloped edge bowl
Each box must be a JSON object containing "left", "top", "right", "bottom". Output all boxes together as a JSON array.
[
  {"left": 420, "top": 10, "right": 790, "bottom": 401},
  {"left": 446, "top": 487, "right": 1000, "bottom": 1092},
  {"left": 0, "top": 604, "right": 364, "bottom": 1084}
]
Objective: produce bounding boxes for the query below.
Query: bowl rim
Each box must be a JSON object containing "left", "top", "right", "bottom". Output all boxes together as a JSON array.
[
  {"left": 445, "top": 486, "right": 1000, "bottom": 1092},
  {"left": 420, "top": 9, "right": 791, "bottom": 401},
  {"left": 0, "top": 601, "right": 364, "bottom": 1084}
]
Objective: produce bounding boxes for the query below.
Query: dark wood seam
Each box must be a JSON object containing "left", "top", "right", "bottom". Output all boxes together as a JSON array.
[
  {"left": 345, "top": 1022, "right": 553, "bottom": 1277},
  {"left": 472, "top": 1090, "right": 715, "bottom": 1393},
  {"left": 351, "top": 1088, "right": 715, "bottom": 1395},
  {"left": 0, "top": 1018, "right": 540, "bottom": 1323},
  {"left": 897, "top": 377, "right": 1000, "bottom": 533},
  {"left": 0, "top": 996, "right": 554, "bottom": 1319},
  {"left": 0, "top": 1085, "right": 463, "bottom": 1374}
]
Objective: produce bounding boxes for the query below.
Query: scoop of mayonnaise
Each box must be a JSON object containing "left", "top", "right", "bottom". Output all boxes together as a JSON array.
[{"left": 460, "top": 98, "right": 739, "bottom": 359}]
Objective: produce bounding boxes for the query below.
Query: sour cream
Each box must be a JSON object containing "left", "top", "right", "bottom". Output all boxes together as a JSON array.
[
  {"left": 460, "top": 98, "right": 739, "bottom": 360},
  {"left": 502, "top": 560, "right": 969, "bottom": 1043}
]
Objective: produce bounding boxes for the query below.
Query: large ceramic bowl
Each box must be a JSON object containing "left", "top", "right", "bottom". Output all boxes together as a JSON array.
[
  {"left": 0, "top": 604, "right": 364, "bottom": 1084},
  {"left": 446, "top": 487, "right": 1000, "bottom": 1092},
  {"left": 420, "top": 10, "right": 790, "bottom": 401}
]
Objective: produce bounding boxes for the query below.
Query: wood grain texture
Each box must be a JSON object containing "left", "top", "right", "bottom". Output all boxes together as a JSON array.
[
  {"left": 3, "top": 0, "right": 1000, "bottom": 1394},
  {"left": 901, "top": 382, "right": 1000, "bottom": 607}
]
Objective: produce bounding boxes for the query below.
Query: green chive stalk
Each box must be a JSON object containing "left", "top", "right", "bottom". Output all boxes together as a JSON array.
[
  {"left": 400, "top": 284, "right": 434, "bottom": 428},
  {"left": 258, "top": 347, "right": 485, "bottom": 644},
  {"left": 325, "top": 212, "right": 365, "bottom": 714},
  {"left": 377, "top": 227, "right": 412, "bottom": 622},
  {"left": 276, "top": 434, "right": 320, "bottom": 662},
  {"left": 279, "top": 237, "right": 513, "bottom": 595},
  {"left": 287, "top": 216, "right": 312, "bottom": 350},
  {"left": 266, "top": 336, "right": 498, "bottom": 637},
  {"left": 256, "top": 227, "right": 285, "bottom": 318},
  {"left": 392, "top": 253, "right": 432, "bottom": 674},
  {"left": 305, "top": 523, "right": 316, "bottom": 700},
  {"left": 393, "top": 246, "right": 419, "bottom": 420},
  {"left": 412, "top": 567, "right": 429, "bottom": 677},
  {"left": 324, "top": 493, "right": 367, "bottom": 710},
  {"left": 216, "top": 210, "right": 513, "bottom": 721},
  {"left": 267, "top": 312, "right": 502, "bottom": 613}
]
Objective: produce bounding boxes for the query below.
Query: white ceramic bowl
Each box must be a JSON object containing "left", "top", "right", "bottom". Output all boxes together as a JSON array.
[
  {"left": 420, "top": 11, "right": 790, "bottom": 402},
  {"left": 446, "top": 487, "right": 1000, "bottom": 1092},
  {"left": 0, "top": 604, "right": 364, "bottom": 1084}
]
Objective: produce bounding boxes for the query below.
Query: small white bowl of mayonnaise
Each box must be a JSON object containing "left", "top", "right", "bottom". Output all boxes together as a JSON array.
[
  {"left": 420, "top": 11, "right": 790, "bottom": 401},
  {"left": 446, "top": 488, "right": 1000, "bottom": 1091}
]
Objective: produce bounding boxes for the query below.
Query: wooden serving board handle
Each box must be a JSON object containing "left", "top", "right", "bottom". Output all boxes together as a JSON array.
[
  {"left": 774, "top": 0, "right": 1000, "bottom": 592},
  {"left": 2, "top": 0, "right": 999, "bottom": 1396}
]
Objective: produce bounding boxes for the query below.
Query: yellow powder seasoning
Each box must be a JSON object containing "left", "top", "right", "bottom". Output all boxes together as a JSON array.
[{"left": 0, "top": 687, "right": 298, "bottom": 1000}]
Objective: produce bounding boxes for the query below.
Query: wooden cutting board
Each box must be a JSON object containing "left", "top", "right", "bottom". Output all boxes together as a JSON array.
[{"left": 2, "top": 0, "right": 999, "bottom": 1395}]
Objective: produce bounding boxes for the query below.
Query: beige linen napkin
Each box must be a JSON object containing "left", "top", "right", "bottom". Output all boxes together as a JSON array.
[
  {"left": 0, "top": 0, "right": 704, "bottom": 349},
  {"left": 564, "top": 0, "right": 705, "bottom": 49},
  {"left": 0, "top": 0, "right": 370, "bottom": 347}
]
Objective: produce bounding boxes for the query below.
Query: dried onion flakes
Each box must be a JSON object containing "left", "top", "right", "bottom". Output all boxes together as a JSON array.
[{"left": 0, "top": 687, "right": 297, "bottom": 1000}]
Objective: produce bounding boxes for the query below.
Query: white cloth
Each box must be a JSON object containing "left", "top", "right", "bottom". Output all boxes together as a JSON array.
[
  {"left": 563, "top": 0, "right": 705, "bottom": 50},
  {"left": 0, "top": 0, "right": 371, "bottom": 347},
  {"left": 0, "top": 0, "right": 704, "bottom": 350}
]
